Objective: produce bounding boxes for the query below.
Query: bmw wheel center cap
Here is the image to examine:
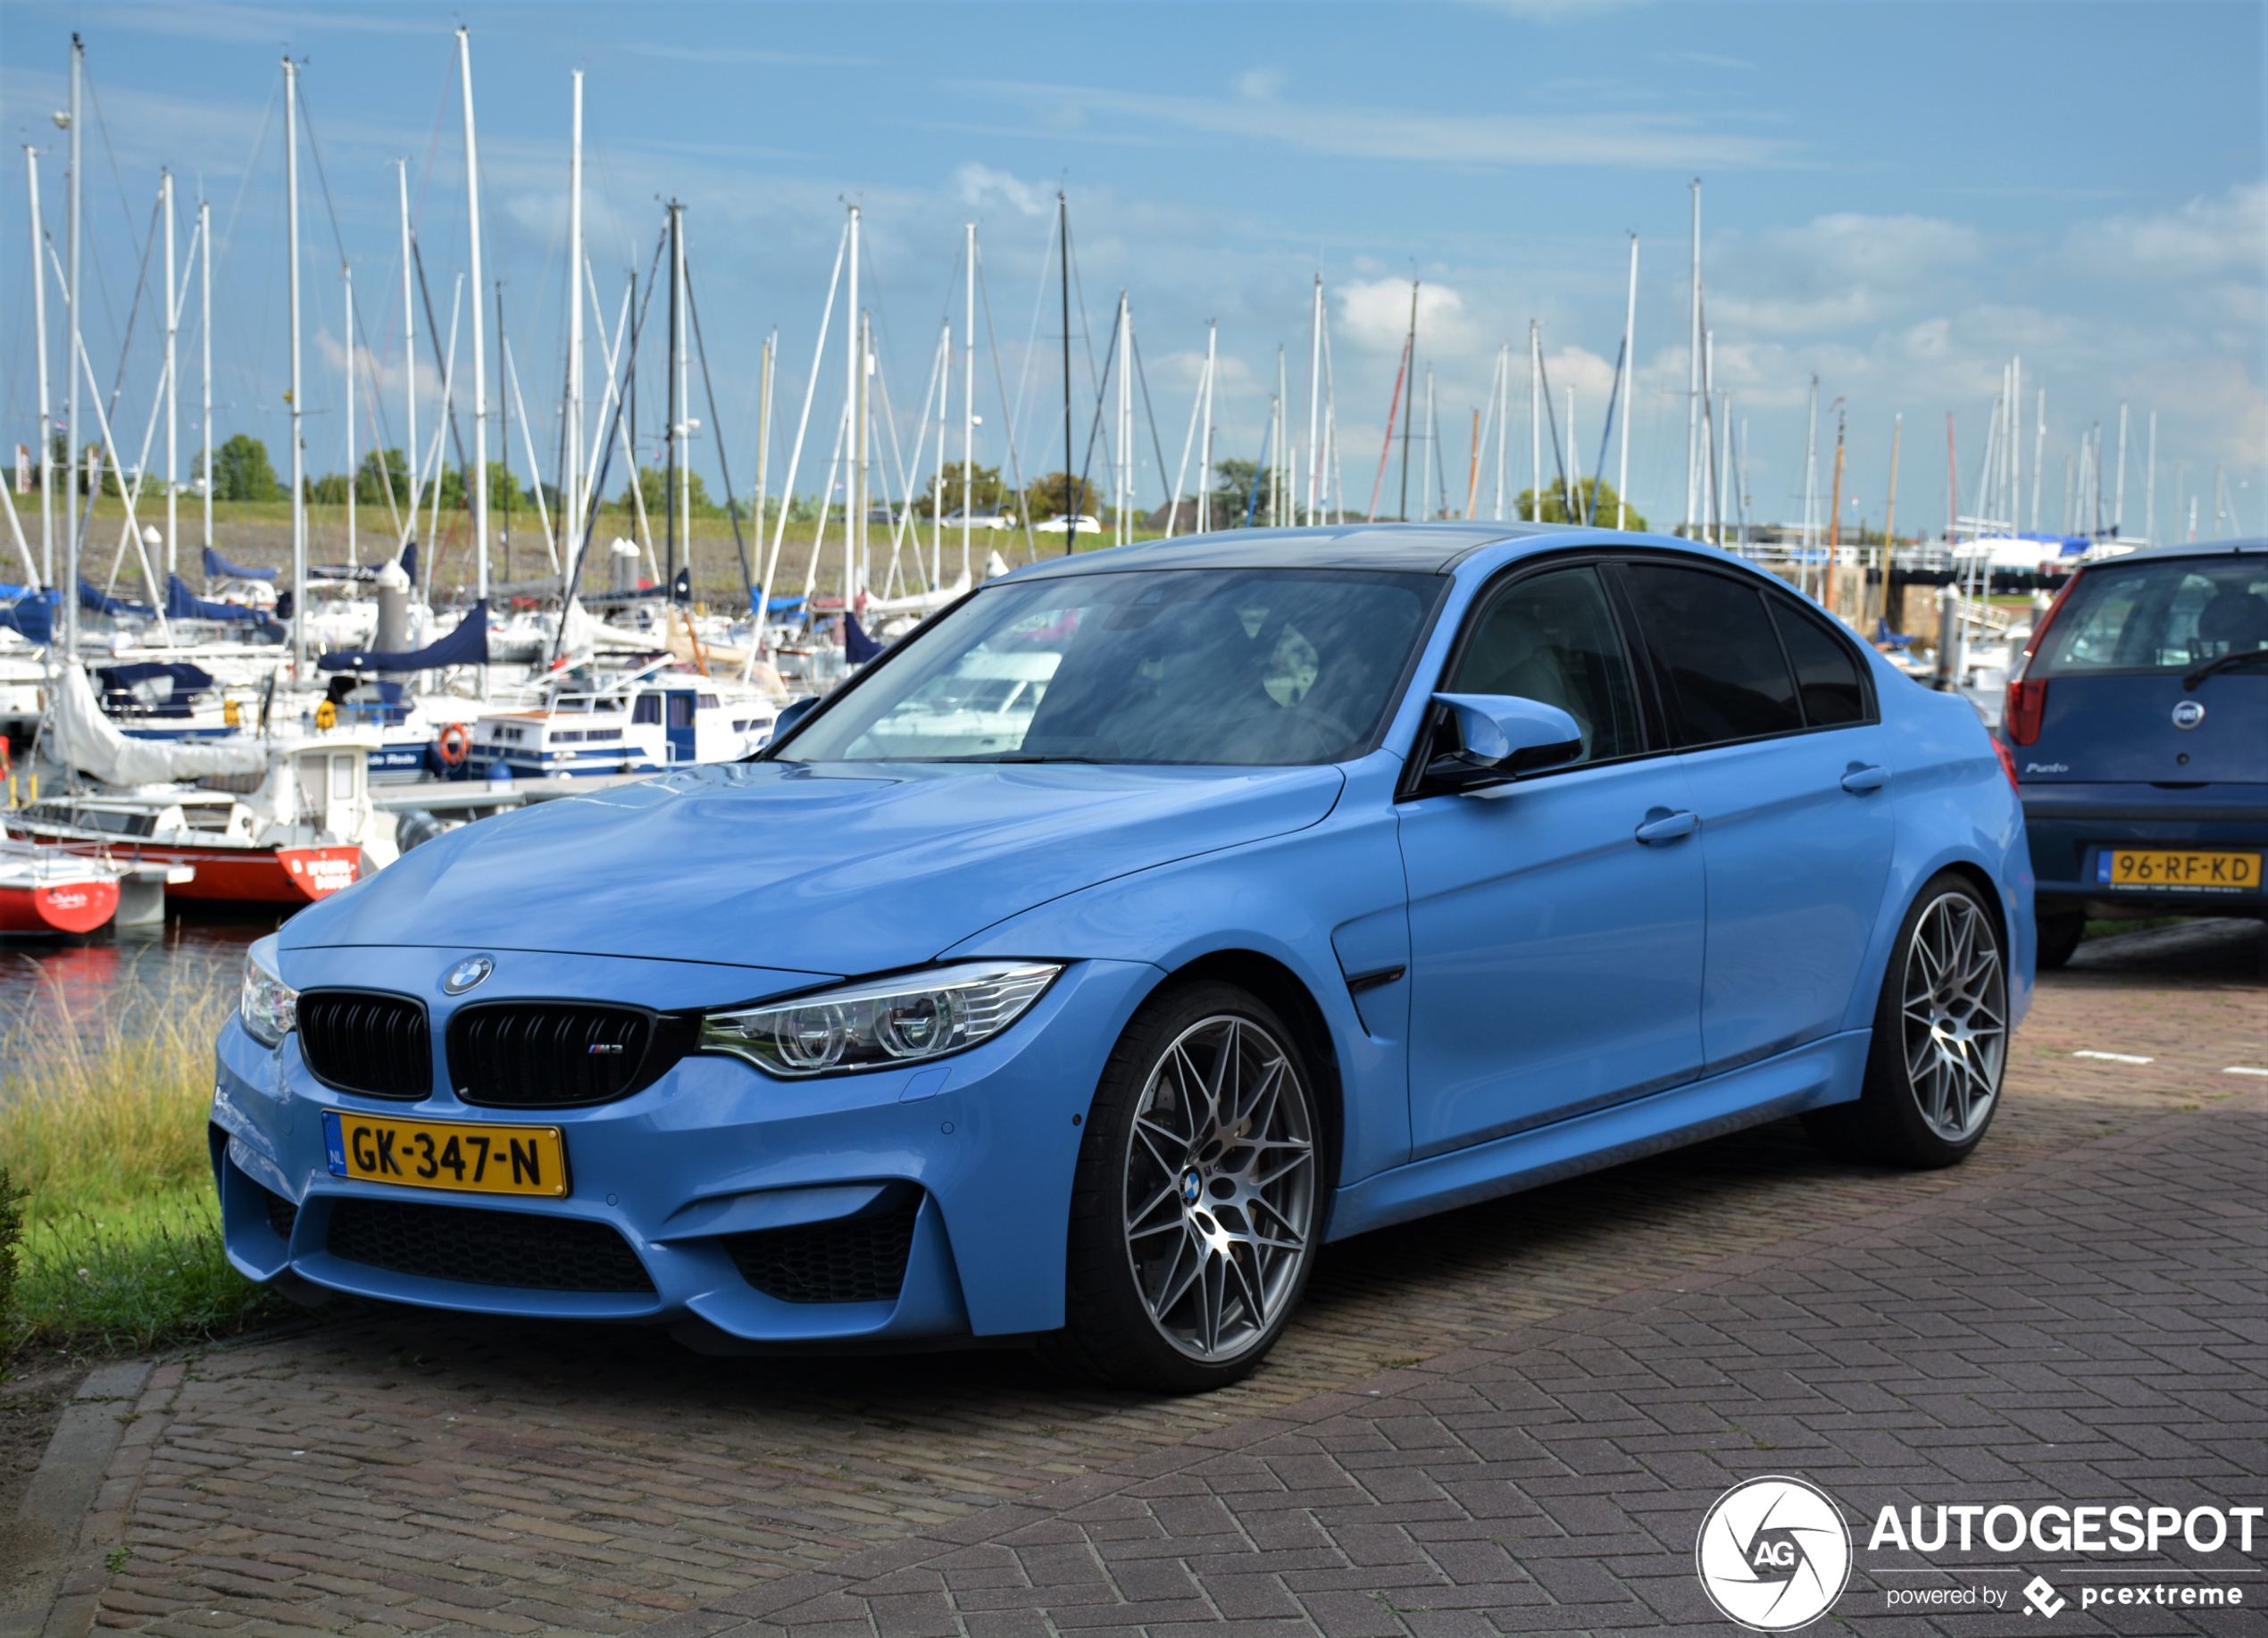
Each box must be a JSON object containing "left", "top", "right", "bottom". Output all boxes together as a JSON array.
[{"left": 443, "top": 955, "right": 495, "bottom": 995}]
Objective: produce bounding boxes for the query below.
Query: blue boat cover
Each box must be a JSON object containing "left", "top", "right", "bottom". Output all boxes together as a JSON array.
[
  {"left": 80, "top": 580, "right": 154, "bottom": 617},
  {"left": 317, "top": 599, "right": 489, "bottom": 673},
  {"left": 845, "top": 610, "right": 886, "bottom": 664},
  {"left": 167, "top": 574, "right": 263, "bottom": 622},
  {"left": 0, "top": 591, "right": 57, "bottom": 645},
  {"left": 763, "top": 595, "right": 805, "bottom": 614},
  {"left": 97, "top": 661, "right": 216, "bottom": 716},
  {"left": 203, "top": 545, "right": 279, "bottom": 583}
]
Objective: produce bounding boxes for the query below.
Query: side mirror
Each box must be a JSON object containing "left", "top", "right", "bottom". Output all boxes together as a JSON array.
[
  {"left": 759, "top": 695, "right": 820, "bottom": 756},
  {"left": 1426, "top": 692, "right": 1584, "bottom": 791}
]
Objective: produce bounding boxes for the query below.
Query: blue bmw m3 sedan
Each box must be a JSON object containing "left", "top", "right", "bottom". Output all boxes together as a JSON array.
[{"left": 213, "top": 524, "right": 2033, "bottom": 1390}]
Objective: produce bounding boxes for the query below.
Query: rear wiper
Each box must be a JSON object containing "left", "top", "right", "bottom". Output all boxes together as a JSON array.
[{"left": 2181, "top": 649, "right": 2268, "bottom": 691}]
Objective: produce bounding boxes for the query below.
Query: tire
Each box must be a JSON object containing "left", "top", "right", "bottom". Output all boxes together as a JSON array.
[
  {"left": 1048, "top": 980, "right": 1322, "bottom": 1393},
  {"left": 2036, "top": 908, "right": 2084, "bottom": 970},
  {"left": 1804, "top": 872, "right": 2011, "bottom": 1168}
]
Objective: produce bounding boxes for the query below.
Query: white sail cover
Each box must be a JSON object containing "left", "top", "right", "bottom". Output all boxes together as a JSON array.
[
  {"left": 560, "top": 597, "right": 658, "bottom": 654},
  {"left": 866, "top": 572, "right": 971, "bottom": 616},
  {"left": 47, "top": 661, "right": 267, "bottom": 786}
]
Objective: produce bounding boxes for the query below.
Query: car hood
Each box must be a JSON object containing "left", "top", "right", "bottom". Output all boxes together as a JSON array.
[{"left": 288, "top": 759, "right": 1347, "bottom": 974}]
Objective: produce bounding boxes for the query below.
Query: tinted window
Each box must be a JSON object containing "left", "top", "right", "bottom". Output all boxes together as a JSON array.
[
  {"left": 1449, "top": 566, "right": 1643, "bottom": 764},
  {"left": 2037, "top": 558, "right": 2268, "bottom": 675},
  {"left": 1770, "top": 598, "right": 1868, "bottom": 726},
  {"left": 632, "top": 695, "right": 662, "bottom": 724},
  {"left": 785, "top": 569, "right": 1440, "bottom": 765},
  {"left": 1625, "top": 564, "right": 1801, "bottom": 745}
]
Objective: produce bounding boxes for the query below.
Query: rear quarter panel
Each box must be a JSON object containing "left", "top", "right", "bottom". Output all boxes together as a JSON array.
[{"left": 1868, "top": 655, "right": 2035, "bottom": 1032}]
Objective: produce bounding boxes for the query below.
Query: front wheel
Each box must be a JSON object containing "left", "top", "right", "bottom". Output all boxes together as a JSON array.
[
  {"left": 1805, "top": 873, "right": 2010, "bottom": 1168},
  {"left": 1050, "top": 981, "right": 1322, "bottom": 1392}
]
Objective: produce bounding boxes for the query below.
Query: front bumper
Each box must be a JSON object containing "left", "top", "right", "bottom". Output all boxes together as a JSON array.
[
  {"left": 2020, "top": 781, "right": 2268, "bottom": 919},
  {"left": 210, "top": 949, "right": 1158, "bottom": 1344}
]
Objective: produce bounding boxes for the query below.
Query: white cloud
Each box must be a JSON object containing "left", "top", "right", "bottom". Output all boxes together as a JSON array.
[
  {"left": 2068, "top": 182, "right": 2266, "bottom": 279},
  {"left": 1338, "top": 278, "right": 1478, "bottom": 355},
  {"left": 1234, "top": 65, "right": 1285, "bottom": 102},
  {"left": 955, "top": 163, "right": 1047, "bottom": 218}
]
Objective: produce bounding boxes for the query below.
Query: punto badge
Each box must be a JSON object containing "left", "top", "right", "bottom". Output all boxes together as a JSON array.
[{"left": 2172, "top": 700, "right": 2205, "bottom": 731}]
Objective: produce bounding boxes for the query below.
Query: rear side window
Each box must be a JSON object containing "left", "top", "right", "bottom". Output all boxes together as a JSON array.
[
  {"left": 1624, "top": 564, "right": 1801, "bottom": 746},
  {"left": 2037, "top": 558, "right": 2268, "bottom": 675},
  {"left": 1770, "top": 598, "right": 1870, "bottom": 726}
]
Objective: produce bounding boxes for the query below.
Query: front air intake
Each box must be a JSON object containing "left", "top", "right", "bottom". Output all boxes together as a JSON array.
[
  {"left": 446, "top": 1001, "right": 697, "bottom": 1108},
  {"left": 296, "top": 990, "right": 432, "bottom": 1100},
  {"left": 326, "top": 1197, "right": 655, "bottom": 1292},
  {"left": 724, "top": 1191, "right": 923, "bottom": 1304}
]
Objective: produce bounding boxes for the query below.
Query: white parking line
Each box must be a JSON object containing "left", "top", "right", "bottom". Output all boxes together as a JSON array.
[
  {"left": 2073, "top": 1050, "right": 2155, "bottom": 1065},
  {"left": 2224, "top": 1066, "right": 2268, "bottom": 1077}
]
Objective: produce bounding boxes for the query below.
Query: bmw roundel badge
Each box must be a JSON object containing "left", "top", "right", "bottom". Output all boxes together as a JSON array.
[
  {"left": 2172, "top": 699, "right": 2205, "bottom": 731},
  {"left": 443, "top": 955, "right": 494, "bottom": 995}
]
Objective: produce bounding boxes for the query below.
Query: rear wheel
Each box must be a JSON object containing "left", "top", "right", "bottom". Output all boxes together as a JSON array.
[
  {"left": 1805, "top": 873, "right": 2009, "bottom": 1167},
  {"left": 1050, "top": 981, "right": 1321, "bottom": 1392}
]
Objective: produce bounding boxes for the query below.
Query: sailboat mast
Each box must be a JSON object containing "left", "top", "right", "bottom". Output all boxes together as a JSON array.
[
  {"left": 1493, "top": 345, "right": 1507, "bottom": 522},
  {"left": 1685, "top": 179, "right": 1701, "bottom": 535},
  {"left": 666, "top": 200, "right": 682, "bottom": 593},
  {"left": 1397, "top": 280, "right": 1418, "bottom": 521},
  {"left": 163, "top": 170, "right": 178, "bottom": 576},
  {"left": 459, "top": 25, "right": 489, "bottom": 617},
  {"left": 397, "top": 160, "right": 415, "bottom": 560},
  {"left": 200, "top": 196, "right": 212, "bottom": 552},
  {"left": 64, "top": 35, "right": 80, "bottom": 662},
  {"left": 1305, "top": 275, "right": 1322, "bottom": 526},
  {"left": 1528, "top": 322, "right": 1540, "bottom": 522},
  {"left": 1117, "top": 293, "right": 1132, "bottom": 547},
  {"left": 2144, "top": 410, "right": 2157, "bottom": 543},
  {"left": 846, "top": 205, "right": 861, "bottom": 601},
  {"left": 286, "top": 56, "right": 306, "bottom": 675},
  {"left": 1060, "top": 192, "right": 1073, "bottom": 547},
  {"left": 566, "top": 70, "right": 583, "bottom": 572},
  {"left": 26, "top": 147, "right": 53, "bottom": 584},
  {"left": 2114, "top": 400, "right": 2130, "bottom": 536},
  {"left": 1617, "top": 233, "right": 1638, "bottom": 531},
  {"left": 963, "top": 221, "right": 974, "bottom": 582},
  {"left": 1197, "top": 322, "right": 1215, "bottom": 533},
  {"left": 346, "top": 262, "right": 356, "bottom": 567}
]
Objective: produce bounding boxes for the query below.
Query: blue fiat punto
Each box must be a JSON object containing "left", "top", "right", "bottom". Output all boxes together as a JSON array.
[{"left": 214, "top": 525, "right": 2032, "bottom": 1391}]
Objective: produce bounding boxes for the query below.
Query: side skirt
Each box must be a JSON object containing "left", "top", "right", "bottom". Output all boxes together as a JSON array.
[{"left": 1326, "top": 1029, "right": 1870, "bottom": 1241}]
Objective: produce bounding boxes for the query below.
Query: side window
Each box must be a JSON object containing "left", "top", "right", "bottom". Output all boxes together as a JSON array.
[
  {"left": 632, "top": 695, "right": 662, "bottom": 725},
  {"left": 1447, "top": 565, "right": 1644, "bottom": 765},
  {"left": 1624, "top": 564, "right": 1801, "bottom": 746},
  {"left": 668, "top": 695, "right": 696, "bottom": 729},
  {"left": 1770, "top": 598, "right": 1870, "bottom": 726}
]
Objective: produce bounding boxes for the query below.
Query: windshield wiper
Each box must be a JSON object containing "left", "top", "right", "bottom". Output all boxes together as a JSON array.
[
  {"left": 2181, "top": 649, "right": 2268, "bottom": 691},
  {"left": 942, "top": 751, "right": 1105, "bottom": 764}
]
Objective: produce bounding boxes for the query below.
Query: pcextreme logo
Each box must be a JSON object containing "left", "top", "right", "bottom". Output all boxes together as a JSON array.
[{"left": 1695, "top": 1476, "right": 1852, "bottom": 1632}]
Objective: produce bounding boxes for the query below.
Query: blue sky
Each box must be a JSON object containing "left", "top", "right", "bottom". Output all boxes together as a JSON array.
[{"left": 3, "top": 0, "right": 2262, "bottom": 546}]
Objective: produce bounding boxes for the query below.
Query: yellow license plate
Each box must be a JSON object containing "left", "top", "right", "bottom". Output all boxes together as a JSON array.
[
  {"left": 321, "top": 1110, "right": 568, "bottom": 1197},
  {"left": 2099, "top": 848, "right": 2262, "bottom": 894}
]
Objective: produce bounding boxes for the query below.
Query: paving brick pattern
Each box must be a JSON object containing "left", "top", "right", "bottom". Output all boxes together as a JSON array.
[
  {"left": 72, "top": 922, "right": 2267, "bottom": 1635},
  {"left": 659, "top": 1082, "right": 2264, "bottom": 1638}
]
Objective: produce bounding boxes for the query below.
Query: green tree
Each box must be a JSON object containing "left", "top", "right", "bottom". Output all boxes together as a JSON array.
[
  {"left": 211, "top": 434, "right": 279, "bottom": 502},
  {"left": 934, "top": 461, "right": 1009, "bottom": 516},
  {"left": 355, "top": 447, "right": 411, "bottom": 506},
  {"left": 1516, "top": 477, "right": 1645, "bottom": 531},
  {"left": 1210, "top": 457, "right": 1286, "bottom": 528},
  {"left": 309, "top": 472, "right": 352, "bottom": 506},
  {"left": 621, "top": 464, "right": 712, "bottom": 517},
  {"left": 1021, "top": 471, "right": 1107, "bottom": 522}
]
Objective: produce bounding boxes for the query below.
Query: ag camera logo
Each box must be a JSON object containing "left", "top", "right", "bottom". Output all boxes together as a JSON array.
[{"left": 1696, "top": 1476, "right": 1852, "bottom": 1631}]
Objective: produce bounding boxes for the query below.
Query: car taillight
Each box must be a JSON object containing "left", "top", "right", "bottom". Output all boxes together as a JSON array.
[
  {"left": 2001, "top": 572, "right": 2080, "bottom": 751},
  {"left": 1994, "top": 737, "right": 2022, "bottom": 790},
  {"left": 2004, "top": 676, "right": 2047, "bottom": 746}
]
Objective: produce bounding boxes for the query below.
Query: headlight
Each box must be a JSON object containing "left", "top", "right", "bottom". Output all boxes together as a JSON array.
[
  {"left": 700, "top": 962, "right": 1061, "bottom": 1078},
  {"left": 238, "top": 933, "right": 298, "bottom": 1048}
]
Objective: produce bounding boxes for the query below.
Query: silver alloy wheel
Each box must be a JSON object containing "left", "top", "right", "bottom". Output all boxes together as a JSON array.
[
  {"left": 1121, "top": 1014, "right": 1316, "bottom": 1363},
  {"left": 1900, "top": 891, "right": 2008, "bottom": 1143}
]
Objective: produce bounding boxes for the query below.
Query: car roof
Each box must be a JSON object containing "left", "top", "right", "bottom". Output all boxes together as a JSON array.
[
  {"left": 2083, "top": 538, "right": 2267, "bottom": 567},
  {"left": 1004, "top": 521, "right": 1599, "bottom": 578}
]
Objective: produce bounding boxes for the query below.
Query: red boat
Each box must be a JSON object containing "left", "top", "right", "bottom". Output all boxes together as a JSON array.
[
  {"left": 0, "top": 849, "right": 120, "bottom": 934},
  {"left": 6, "top": 795, "right": 363, "bottom": 906}
]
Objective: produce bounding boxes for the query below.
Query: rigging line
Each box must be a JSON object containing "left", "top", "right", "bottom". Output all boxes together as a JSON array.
[
  {"left": 582, "top": 228, "right": 664, "bottom": 547},
  {"left": 1588, "top": 337, "right": 1627, "bottom": 526},
  {"left": 1534, "top": 347, "right": 1572, "bottom": 515},
  {"left": 975, "top": 239, "right": 1038, "bottom": 562},
  {"left": 682, "top": 253, "right": 756, "bottom": 602},
  {"left": 95, "top": 192, "right": 162, "bottom": 444},
  {"left": 1062, "top": 207, "right": 1104, "bottom": 414},
  {"left": 551, "top": 273, "right": 643, "bottom": 664},
  {"left": 294, "top": 81, "right": 397, "bottom": 457},
  {"left": 1006, "top": 209, "right": 1055, "bottom": 495},
  {"left": 79, "top": 66, "right": 147, "bottom": 352},
  {"left": 1129, "top": 327, "right": 1172, "bottom": 512},
  {"left": 411, "top": 237, "right": 472, "bottom": 485},
  {"left": 1072, "top": 298, "right": 1120, "bottom": 521}
]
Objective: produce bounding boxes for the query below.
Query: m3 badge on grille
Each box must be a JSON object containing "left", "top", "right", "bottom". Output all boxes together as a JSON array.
[{"left": 443, "top": 955, "right": 494, "bottom": 995}]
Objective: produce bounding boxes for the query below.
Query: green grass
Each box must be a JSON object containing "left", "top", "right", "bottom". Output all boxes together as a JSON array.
[{"left": 1, "top": 973, "right": 287, "bottom": 1358}]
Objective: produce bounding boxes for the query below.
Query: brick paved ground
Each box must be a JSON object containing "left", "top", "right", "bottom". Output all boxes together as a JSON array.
[
  {"left": 54, "top": 921, "right": 2268, "bottom": 1635},
  {"left": 654, "top": 1077, "right": 2265, "bottom": 1638}
]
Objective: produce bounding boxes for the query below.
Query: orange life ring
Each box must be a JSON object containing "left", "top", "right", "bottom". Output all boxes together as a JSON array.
[{"left": 437, "top": 723, "right": 471, "bottom": 768}]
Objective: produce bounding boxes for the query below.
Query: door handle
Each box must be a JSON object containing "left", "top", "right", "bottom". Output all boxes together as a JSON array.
[
  {"left": 1840, "top": 764, "right": 1889, "bottom": 794},
  {"left": 1634, "top": 807, "right": 1698, "bottom": 844}
]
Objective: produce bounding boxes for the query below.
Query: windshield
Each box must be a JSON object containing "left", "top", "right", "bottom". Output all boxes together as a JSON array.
[
  {"left": 783, "top": 568, "right": 1441, "bottom": 765},
  {"left": 2038, "top": 556, "right": 2268, "bottom": 676}
]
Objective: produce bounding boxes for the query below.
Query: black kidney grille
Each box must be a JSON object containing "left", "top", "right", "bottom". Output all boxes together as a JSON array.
[
  {"left": 263, "top": 1185, "right": 299, "bottom": 1244},
  {"left": 296, "top": 990, "right": 431, "bottom": 1100},
  {"left": 326, "top": 1197, "right": 654, "bottom": 1292},
  {"left": 446, "top": 1003, "right": 696, "bottom": 1108},
  {"left": 725, "top": 1193, "right": 923, "bottom": 1304}
]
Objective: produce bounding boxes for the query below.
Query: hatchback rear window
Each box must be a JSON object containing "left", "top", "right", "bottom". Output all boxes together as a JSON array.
[{"left": 2038, "top": 557, "right": 2268, "bottom": 676}]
